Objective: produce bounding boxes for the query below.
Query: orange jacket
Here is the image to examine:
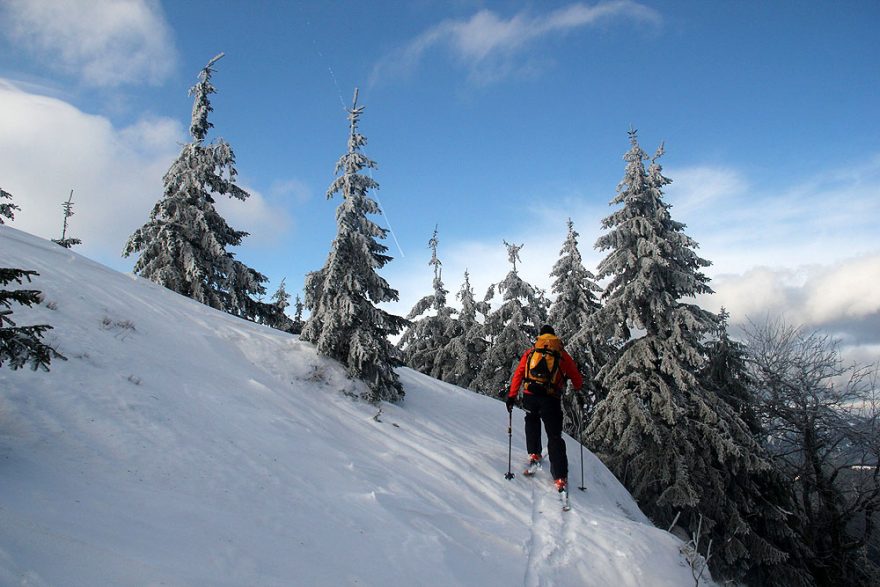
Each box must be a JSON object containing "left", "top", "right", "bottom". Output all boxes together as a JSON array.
[{"left": 509, "top": 335, "right": 583, "bottom": 398}]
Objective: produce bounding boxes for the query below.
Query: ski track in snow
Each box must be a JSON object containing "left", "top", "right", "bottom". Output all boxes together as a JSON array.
[
  {"left": 0, "top": 226, "right": 710, "bottom": 586},
  {"left": 521, "top": 461, "right": 576, "bottom": 587}
]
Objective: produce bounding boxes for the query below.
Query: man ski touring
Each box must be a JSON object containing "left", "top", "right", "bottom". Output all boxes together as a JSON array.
[{"left": 506, "top": 325, "right": 583, "bottom": 496}]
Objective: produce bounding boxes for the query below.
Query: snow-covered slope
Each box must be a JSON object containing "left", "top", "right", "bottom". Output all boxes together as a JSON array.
[{"left": 0, "top": 226, "right": 701, "bottom": 586}]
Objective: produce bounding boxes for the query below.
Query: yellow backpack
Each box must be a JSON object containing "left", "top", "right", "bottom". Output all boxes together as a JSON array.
[{"left": 524, "top": 334, "right": 563, "bottom": 395}]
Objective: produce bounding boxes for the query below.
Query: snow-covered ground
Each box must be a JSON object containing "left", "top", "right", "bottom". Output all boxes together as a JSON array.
[{"left": 0, "top": 226, "right": 705, "bottom": 586}]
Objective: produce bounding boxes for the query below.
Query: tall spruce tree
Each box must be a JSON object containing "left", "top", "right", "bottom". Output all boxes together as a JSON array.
[
  {"left": 474, "top": 241, "right": 548, "bottom": 396},
  {"left": 398, "top": 227, "right": 456, "bottom": 377},
  {"left": 547, "top": 218, "right": 606, "bottom": 429},
  {"left": 300, "top": 90, "right": 408, "bottom": 403},
  {"left": 123, "top": 54, "right": 274, "bottom": 323},
  {"left": 548, "top": 219, "right": 601, "bottom": 346},
  {"left": 705, "top": 312, "right": 815, "bottom": 586},
  {"left": 433, "top": 270, "right": 488, "bottom": 388},
  {"left": 548, "top": 220, "right": 606, "bottom": 379},
  {"left": 1, "top": 189, "right": 64, "bottom": 371},
  {"left": 587, "top": 131, "right": 800, "bottom": 583}
]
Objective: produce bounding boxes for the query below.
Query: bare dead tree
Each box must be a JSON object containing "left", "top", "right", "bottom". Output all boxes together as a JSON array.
[{"left": 746, "top": 317, "right": 880, "bottom": 585}]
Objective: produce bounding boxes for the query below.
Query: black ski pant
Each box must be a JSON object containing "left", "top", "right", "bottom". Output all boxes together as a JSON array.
[{"left": 522, "top": 393, "right": 567, "bottom": 480}]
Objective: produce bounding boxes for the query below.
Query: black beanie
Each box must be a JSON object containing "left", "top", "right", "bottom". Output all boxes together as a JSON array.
[{"left": 539, "top": 324, "right": 555, "bottom": 336}]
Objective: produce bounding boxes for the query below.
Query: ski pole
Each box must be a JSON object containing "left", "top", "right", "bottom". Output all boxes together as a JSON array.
[
  {"left": 577, "top": 401, "right": 586, "bottom": 491},
  {"left": 505, "top": 409, "right": 515, "bottom": 480}
]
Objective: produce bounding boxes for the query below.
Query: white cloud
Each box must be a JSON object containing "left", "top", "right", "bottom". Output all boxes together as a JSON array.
[
  {"left": 1, "top": 0, "right": 177, "bottom": 87},
  {"left": 371, "top": 1, "right": 661, "bottom": 85},
  {"left": 0, "top": 81, "right": 293, "bottom": 269},
  {"left": 0, "top": 81, "right": 182, "bottom": 263},
  {"left": 804, "top": 255, "right": 880, "bottom": 324},
  {"left": 269, "top": 178, "right": 313, "bottom": 204},
  {"left": 214, "top": 186, "right": 292, "bottom": 248},
  {"left": 701, "top": 254, "right": 880, "bottom": 347},
  {"left": 665, "top": 166, "right": 748, "bottom": 216},
  {"left": 665, "top": 158, "right": 880, "bottom": 275}
]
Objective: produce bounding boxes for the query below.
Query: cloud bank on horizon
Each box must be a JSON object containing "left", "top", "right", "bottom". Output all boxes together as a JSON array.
[{"left": 1, "top": 0, "right": 877, "bottom": 364}]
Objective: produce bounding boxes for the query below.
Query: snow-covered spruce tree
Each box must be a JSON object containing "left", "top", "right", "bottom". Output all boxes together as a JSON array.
[
  {"left": 587, "top": 132, "right": 799, "bottom": 583},
  {"left": 547, "top": 218, "right": 608, "bottom": 416},
  {"left": 433, "top": 270, "right": 489, "bottom": 389},
  {"left": 1, "top": 187, "right": 19, "bottom": 221},
  {"left": 473, "top": 241, "right": 548, "bottom": 397},
  {"left": 123, "top": 54, "right": 275, "bottom": 323},
  {"left": 263, "top": 278, "right": 294, "bottom": 332},
  {"left": 52, "top": 190, "right": 82, "bottom": 249},
  {"left": 397, "top": 227, "right": 456, "bottom": 377},
  {"left": 702, "top": 311, "right": 815, "bottom": 586},
  {"left": 300, "top": 89, "right": 408, "bottom": 403},
  {"left": 702, "top": 309, "right": 761, "bottom": 437},
  {"left": 290, "top": 295, "right": 304, "bottom": 335},
  {"left": 548, "top": 219, "right": 601, "bottom": 351},
  {"left": 1, "top": 189, "right": 64, "bottom": 371}
]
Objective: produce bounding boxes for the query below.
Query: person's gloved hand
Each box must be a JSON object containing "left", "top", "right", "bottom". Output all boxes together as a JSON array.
[{"left": 506, "top": 395, "right": 517, "bottom": 413}]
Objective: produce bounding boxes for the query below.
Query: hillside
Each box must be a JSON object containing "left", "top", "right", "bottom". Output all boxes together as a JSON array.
[{"left": 0, "top": 226, "right": 704, "bottom": 586}]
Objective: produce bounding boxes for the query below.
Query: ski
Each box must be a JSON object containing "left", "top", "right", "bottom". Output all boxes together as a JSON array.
[
  {"left": 523, "top": 459, "right": 541, "bottom": 476},
  {"left": 560, "top": 487, "right": 571, "bottom": 511}
]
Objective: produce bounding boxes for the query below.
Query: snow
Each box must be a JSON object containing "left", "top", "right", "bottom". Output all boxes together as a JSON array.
[{"left": 0, "top": 225, "right": 706, "bottom": 586}]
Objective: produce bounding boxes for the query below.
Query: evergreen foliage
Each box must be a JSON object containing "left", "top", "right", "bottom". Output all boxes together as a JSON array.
[
  {"left": 587, "top": 131, "right": 800, "bottom": 583},
  {"left": 300, "top": 90, "right": 408, "bottom": 403},
  {"left": 703, "top": 313, "right": 815, "bottom": 585},
  {"left": 1, "top": 190, "right": 64, "bottom": 371},
  {"left": 290, "top": 295, "right": 304, "bottom": 335},
  {"left": 123, "top": 54, "right": 274, "bottom": 323},
  {"left": 548, "top": 219, "right": 601, "bottom": 351},
  {"left": 0, "top": 269, "right": 64, "bottom": 371},
  {"left": 263, "top": 278, "right": 294, "bottom": 332},
  {"left": 432, "top": 271, "right": 488, "bottom": 389},
  {"left": 547, "top": 218, "right": 611, "bottom": 432},
  {"left": 547, "top": 218, "right": 607, "bottom": 415},
  {"left": 473, "top": 241, "right": 548, "bottom": 396},
  {"left": 398, "top": 227, "right": 457, "bottom": 377},
  {"left": 702, "top": 309, "right": 761, "bottom": 437},
  {"left": 1, "top": 188, "right": 19, "bottom": 223}
]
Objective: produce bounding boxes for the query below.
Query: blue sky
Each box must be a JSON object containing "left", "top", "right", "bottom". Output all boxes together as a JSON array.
[{"left": 1, "top": 0, "right": 878, "bottom": 361}]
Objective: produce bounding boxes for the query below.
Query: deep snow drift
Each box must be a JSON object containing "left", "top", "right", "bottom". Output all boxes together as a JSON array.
[{"left": 1, "top": 226, "right": 705, "bottom": 586}]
